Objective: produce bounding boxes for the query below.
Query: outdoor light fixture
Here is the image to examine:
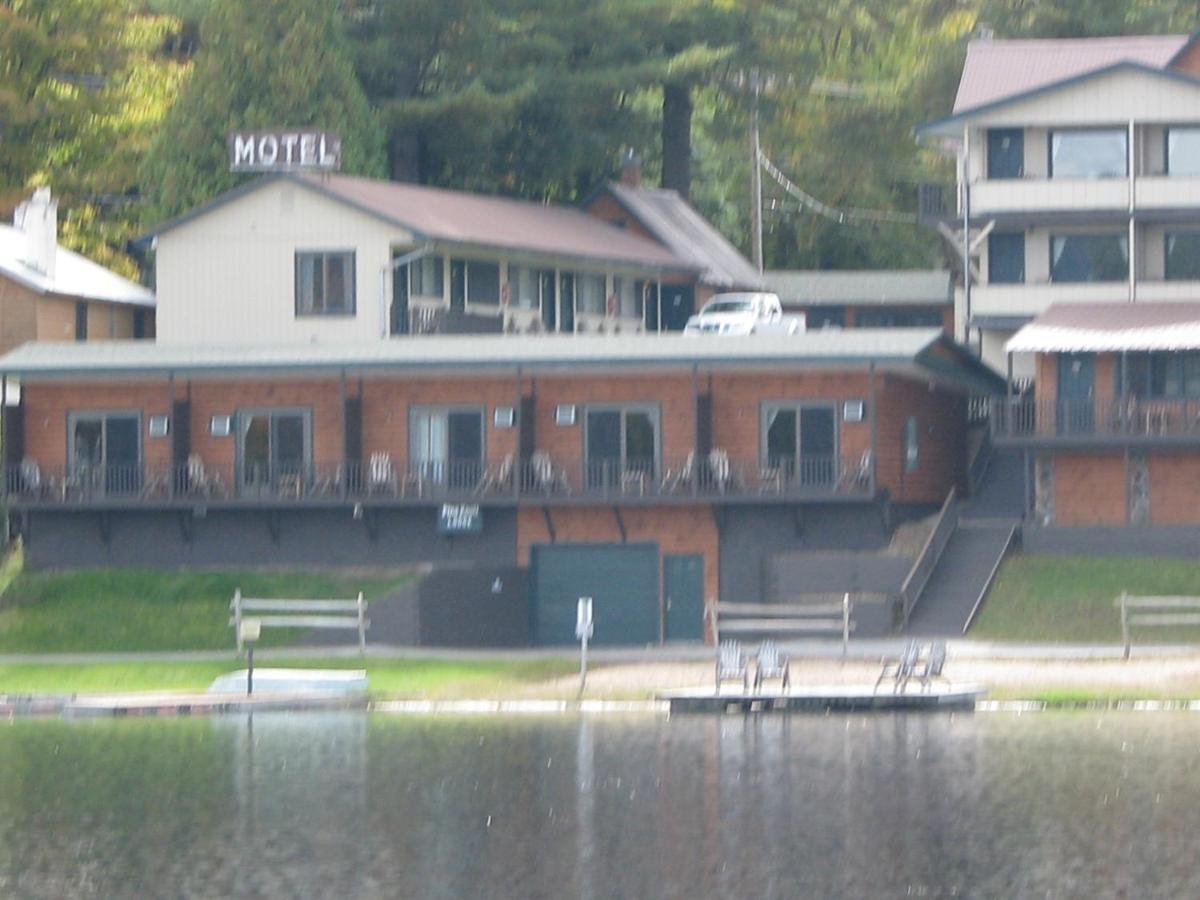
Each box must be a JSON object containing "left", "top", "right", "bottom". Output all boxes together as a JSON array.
[
  {"left": 843, "top": 400, "right": 865, "bottom": 423},
  {"left": 494, "top": 406, "right": 515, "bottom": 428},
  {"left": 555, "top": 404, "right": 576, "bottom": 426},
  {"left": 210, "top": 415, "right": 232, "bottom": 436}
]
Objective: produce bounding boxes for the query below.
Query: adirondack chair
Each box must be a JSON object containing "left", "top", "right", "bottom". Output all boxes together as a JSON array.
[
  {"left": 916, "top": 641, "right": 948, "bottom": 692},
  {"left": 715, "top": 640, "right": 749, "bottom": 693},
  {"left": 753, "top": 640, "right": 791, "bottom": 692},
  {"left": 874, "top": 640, "right": 920, "bottom": 693}
]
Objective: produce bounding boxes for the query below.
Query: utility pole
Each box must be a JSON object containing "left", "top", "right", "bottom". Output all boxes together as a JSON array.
[{"left": 750, "top": 71, "right": 764, "bottom": 274}]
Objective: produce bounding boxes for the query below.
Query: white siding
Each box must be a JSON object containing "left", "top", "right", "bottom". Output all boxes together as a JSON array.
[
  {"left": 968, "top": 68, "right": 1200, "bottom": 128},
  {"left": 156, "top": 180, "right": 416, "bottom": 343}
]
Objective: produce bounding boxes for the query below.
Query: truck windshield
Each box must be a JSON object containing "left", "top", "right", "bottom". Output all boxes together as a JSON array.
[{"left": 703, "top": 300, "right": 753, "bottom": 314}]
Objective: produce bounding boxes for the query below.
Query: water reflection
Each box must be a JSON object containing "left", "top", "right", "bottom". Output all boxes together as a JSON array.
[{"left": 0, "top": 712, "right": 1198, "bottom": 898}]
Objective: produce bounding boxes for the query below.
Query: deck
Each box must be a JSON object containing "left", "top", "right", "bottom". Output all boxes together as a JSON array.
[{"left": 661, "top": 683, "right": 985, "bottom": 714}]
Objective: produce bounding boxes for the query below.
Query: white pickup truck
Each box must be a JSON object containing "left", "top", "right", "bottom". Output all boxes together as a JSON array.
[{"left": 682, "top": 292, "right": 805, "bottom": 336}]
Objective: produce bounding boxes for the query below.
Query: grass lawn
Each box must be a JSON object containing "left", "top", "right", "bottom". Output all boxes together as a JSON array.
[
  {"left": 970, "top": 553, "right": 1200, "bottom": 643},
  {"left": 0, "top": 658, "right": 575, "bottom": 697},
  {"left": 0, "top": 558, "right": 412, "bottom": 653}
]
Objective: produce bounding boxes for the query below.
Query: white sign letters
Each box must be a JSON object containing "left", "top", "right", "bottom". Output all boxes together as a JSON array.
[{"left": 228, "top": 130, "right": 342, "bottom": 172}]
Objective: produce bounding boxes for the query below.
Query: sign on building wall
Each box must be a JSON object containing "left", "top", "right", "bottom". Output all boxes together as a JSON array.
[
  {"left": 438, "top": 503, "right": 483, "bottom": 536},
  {"left": 228, "top": 130, "right": 342, "bottom": 173}
]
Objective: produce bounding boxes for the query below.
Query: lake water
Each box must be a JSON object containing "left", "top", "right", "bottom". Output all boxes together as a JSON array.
[{"left": 1, "top": 711, "right": 1198, "bottom": 898}]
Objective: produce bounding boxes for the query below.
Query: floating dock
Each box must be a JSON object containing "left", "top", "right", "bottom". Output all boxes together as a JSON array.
[{"left": 660, "top": 683, "right": 985, "bottom": 714}]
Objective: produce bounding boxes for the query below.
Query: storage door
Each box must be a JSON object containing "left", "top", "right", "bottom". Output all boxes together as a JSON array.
[{"left": 531, "top": 544, "right": 659, "bottom": 646}]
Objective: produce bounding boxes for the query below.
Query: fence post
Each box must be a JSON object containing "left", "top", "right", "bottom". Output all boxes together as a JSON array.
[
  {"left": 1120, "top": 591, "right": 1130, "bottom": 660},
  {"left": 357, "top": 591, "right": 367, "bottom": 653},
  {"left": 233, "top": 588, "right": 243, "bottom": 653}
]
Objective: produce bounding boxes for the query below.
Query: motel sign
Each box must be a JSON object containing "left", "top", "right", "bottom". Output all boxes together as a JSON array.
[{"left": 228, "top": 130, "right": 342, "bottom": 173}]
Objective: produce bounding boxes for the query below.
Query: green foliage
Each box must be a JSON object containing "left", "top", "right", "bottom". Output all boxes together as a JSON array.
[
  {"left": 141, "top": 0, "right": 385, "bottom": 222},
  {"left": 0, "top": 568, "right": 410, "bottom": 652}
]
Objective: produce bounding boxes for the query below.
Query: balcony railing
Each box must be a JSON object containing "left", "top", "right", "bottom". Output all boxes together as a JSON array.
[
  {"left": 4, "top": 454, "right": 874, "bottom": 508},
  {"left": 986, "top": 396, "right": 1200, "bottom": 443}
]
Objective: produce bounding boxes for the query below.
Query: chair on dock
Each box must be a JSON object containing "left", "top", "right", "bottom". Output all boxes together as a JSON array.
[
  {"left": 753, "top": 641, "right": 791, "bottom": 692},
  {"left": 874, "top": 640, "right": 920, "bottom": 694},
  {"left": 915, "top": 641, "right": 947, "bottom": 692},
  {"left": 715, "top": 640, "right": 749, "bottom": 693}
]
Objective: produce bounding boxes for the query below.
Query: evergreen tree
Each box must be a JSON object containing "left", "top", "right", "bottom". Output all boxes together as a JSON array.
[{"left": 141, "top": 0, "right": 384, "bottom": 223}]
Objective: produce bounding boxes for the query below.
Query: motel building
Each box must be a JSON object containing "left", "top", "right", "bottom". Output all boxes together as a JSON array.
[
  {"left": 987, "top": 302, "right": 1200, "bottom": 551},
  {"left": 141, "top": 162, "right": 764, "bottom": 344},
  {"left": 0, "top": 331, "right": 1001, "bottom": 646}
]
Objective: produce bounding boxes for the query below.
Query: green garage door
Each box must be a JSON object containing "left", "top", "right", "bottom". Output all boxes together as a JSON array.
[{"left": 531, "top": 543, "right": 660, "bottom": 646}]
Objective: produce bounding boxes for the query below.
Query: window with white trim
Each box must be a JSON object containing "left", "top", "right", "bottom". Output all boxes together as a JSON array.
[{"left": 295, "top": 251, "right": 355, "bottom": 315}]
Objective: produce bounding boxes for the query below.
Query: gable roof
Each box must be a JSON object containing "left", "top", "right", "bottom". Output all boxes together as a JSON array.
[
  {"left": 0, "top": 331, "right": 1005, "bottom": 394},
  {"left": 144, "top": 173, "right": 697, "bottom": 273},
  {"left": 953, "top": 35, "right": 1188, "bottom": 114},
  {"left": 765, "top": 270, "right": 951, "bottom": 307},
  {"left": 0, "top": 224, "right": 154, "bottom": 307},
  {"left": 920, "top": 59, "right": 1200, "bottom": 136},
  {"left": 600, "top": 182, "right": 764, "bottom": 290},
  {"left": 1006, "top": 302, "right": 1200, "bottom": 353}
]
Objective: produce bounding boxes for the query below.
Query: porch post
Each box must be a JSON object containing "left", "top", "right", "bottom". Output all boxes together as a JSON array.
[
  {"left": 339, "top": 368, "right": 348, "bottom": 501},
  {"left": 167, "top": 373, "right": 176, "bottom": 499},
  {"left": 691, "top": 364, "right": 700, "bottom": 498},
  {"left": 868, "top": 362, "right": 878, "bottom": 495},
  {"left": 514, "top": 364, "right": 522, "bottom": 500},
  {"left": 656, "top": 278, "right": 663, "bottom": 334}
]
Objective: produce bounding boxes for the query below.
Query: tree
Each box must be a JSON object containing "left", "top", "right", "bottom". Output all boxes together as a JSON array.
[
  {"left": 0, "top": 0, "right": 130, "bottom": 213},
  {"left": 141, "top": 0, "right": 384, "bottom": 224}
]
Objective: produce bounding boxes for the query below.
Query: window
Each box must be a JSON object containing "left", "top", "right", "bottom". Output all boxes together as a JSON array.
[
  {"left": 467, "top": 261, "right": 500, "bottom": 305},
  {"left": 1050, "top": 234, "right": 1128, "bottom": 283},
  {"left": 1049, "top": 129, "right": 1127, "bottom": 178},
  {"left": 508, "top": 266, "right": 546, "bottom": 311},
  {"left": 585, "top": 405, "right": 659, "bottom": 487},
  {"left": 762, "top": 403, "right": 837, "bottom": 485},
  {"left": 613, "top": 277, "right": 644, "bottom": 319},
  {"left": 69, "top": 412, "right": 141, "bottom": 493},
  {"left": 987, "top": 128, "right": 1024, "bottom": 179},
  {"left": 238, "top": 409, "right": 310, "bottom": 494},
  {"left": 75, "top": 302, "right": 88, "bottom": 340},
  {"left": 988, "top": 232, "right": 1025, "bottom": 284},
  {"left": 447, "top": 259, "right": 500, "bottom": 307},
  {"left": 1166, "top": 127, "right": 1200, "bottom": 176},
  {"left": 409, "top": 255, "right": 444, "bottom": 298},
  {"left": 295, "top": 251, "right": 355, "bottom": 315},
  {"left": 577, "top": 273, "right": 606, "bottom": 315},
  {"left": 904, "top": 417, "right": 919, "bottom": 473},
  {"left": 855, "top": 309, "right": 945, "bottom": 328},
  {"left": 133, "top": 309, "right": 146, "bottom": 340},
  {"left": 806, "top": 307, "right": 845, "bottom": 329},
  {"left": 1122, "top": 352, "right": 1200, "bottom": 398},
  {"left": 1165, "top": 233, "right": 1200, "bottom": 280},
  {"left": 409, "top": 407, "right": 484, "bottom": 487}
]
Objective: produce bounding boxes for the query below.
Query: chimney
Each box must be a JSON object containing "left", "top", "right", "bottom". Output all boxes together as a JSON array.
[
  {"left": 14, "top": 187, "right": 57, "bottom": 280},
  {"left": 619, "top": 149, "right": 642, "bottom": 188}
]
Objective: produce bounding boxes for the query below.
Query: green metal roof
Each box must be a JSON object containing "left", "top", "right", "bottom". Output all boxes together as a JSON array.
[{"left": 0, "top": 332, "right": 1005, "bottom": 394}]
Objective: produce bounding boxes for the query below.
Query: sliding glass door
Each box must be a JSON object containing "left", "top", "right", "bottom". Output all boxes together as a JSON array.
[
  {"left": 585, "top": 406, "right": 658, "bottom": 489},
  {"left": 238, "top": 409, "right": 310, "bottom": 496},
  {"left": 410, "top": 407, "right": 483, "bottom": 489},
  {"left": 69, "top": 412, "right": 141, "bottom": 494},
  {"left": 763, "top": 404, "right": 837, "bottom": 486}
]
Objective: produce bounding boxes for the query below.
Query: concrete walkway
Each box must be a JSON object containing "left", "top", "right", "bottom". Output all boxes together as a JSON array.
[{"left": 2, "top": 639, "right": 1199, "bottom": 666}]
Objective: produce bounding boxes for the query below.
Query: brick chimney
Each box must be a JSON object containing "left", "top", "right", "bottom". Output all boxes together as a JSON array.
[
  {"left": 14, "top": 188, "right": 57, "bottom": 280},
  {"left": 619, "top": 149, "right": 642, "bottom": 188}
]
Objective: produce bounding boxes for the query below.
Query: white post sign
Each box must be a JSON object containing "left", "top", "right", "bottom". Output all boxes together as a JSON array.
[{"left": 576, "top": 597, "right": 594, "bottom": 695}]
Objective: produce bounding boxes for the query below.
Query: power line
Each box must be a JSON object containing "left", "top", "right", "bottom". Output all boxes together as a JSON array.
[{"left": 757, "top": 151, "right": 918, "bottom": 226}]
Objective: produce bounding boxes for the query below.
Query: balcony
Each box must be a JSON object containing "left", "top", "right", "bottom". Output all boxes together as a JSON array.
[
  {"left": 986, "top": 396, "right": 1200, "bottom": 446},
  {"left": 971, "top": 177, "right": 1129, "bottom": 217},
  {"left": 972, "top": 282, "right": 1129, "bottom": 318},
  {"left": 4, "top": 454, "right": 874, "bottom": 511}
]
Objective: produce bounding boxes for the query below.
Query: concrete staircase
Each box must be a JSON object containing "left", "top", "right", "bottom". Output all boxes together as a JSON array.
[{"left": 903, "top": 446, "right": 1025, "bottom": 636}]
